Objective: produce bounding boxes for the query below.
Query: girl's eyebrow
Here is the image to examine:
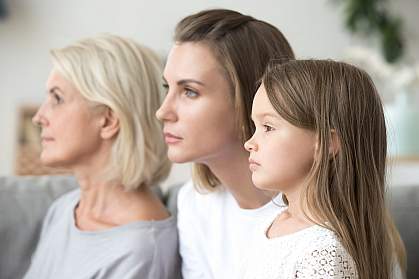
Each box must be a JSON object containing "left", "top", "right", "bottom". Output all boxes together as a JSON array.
[{"left": 251, "top": 112, "right": 279, "bottom": 121}]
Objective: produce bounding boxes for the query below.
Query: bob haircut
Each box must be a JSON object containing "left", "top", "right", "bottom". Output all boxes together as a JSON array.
[
  {"left": 174, "top": 9, "right": 295, "bottom": 190},
  {"left": 50, "top": 34, "right": 171, "bottom": 191}
]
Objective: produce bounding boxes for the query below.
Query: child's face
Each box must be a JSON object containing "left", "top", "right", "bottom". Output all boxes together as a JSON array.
[{"left": 244, "top": 85, "right": 317, "bottom": 192}]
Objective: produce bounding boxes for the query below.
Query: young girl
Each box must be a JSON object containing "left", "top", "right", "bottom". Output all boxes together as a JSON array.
[
  {"left": 156, "top": 9, "right": 294, "bottom": 279},
  {"left": 243, "top": 60, "right": 406, "bottom": 279}
]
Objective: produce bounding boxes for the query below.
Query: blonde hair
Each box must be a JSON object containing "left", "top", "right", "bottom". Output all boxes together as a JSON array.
[
  {"left": 50, "top": 34, "right": 171, "bottom": 191},
  {"left": 174, "top": 9, "right": 295, "bottom": 190},
  {"left": 263, "top": 59, "right": 406, "bottom": 279}
]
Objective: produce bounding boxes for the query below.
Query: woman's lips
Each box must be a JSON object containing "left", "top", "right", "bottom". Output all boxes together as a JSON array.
[
  {"left": 164, "top": 132, "right": 183, "bottom": 144},
  {"left": 41, "top": 136, "right": 54, "bottom": 144}
]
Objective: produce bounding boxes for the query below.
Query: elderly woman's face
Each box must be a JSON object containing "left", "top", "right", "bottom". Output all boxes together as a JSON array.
[{"left": 32, "top": 69, "right": 104, "bottom": 169}]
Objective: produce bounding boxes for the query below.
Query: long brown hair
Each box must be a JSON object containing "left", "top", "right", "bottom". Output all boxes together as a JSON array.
[
  {"left": 174, "top": 9, "right": 295, "bottom": 190},
  {"left": 263, "top": 59, "right": 406, "bottom": 279}
]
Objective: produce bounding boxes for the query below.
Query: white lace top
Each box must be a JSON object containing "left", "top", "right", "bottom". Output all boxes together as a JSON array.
[{"left": 241, "top": 209, "right": 358, "bottom": 279}]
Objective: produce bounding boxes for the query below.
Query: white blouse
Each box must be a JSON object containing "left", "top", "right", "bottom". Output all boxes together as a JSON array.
[{"left": 241, "top": 210, "right": 358, "bottom": 279}]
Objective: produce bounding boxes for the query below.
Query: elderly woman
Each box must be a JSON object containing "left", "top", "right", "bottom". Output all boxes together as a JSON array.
[{"left": 24, "top": 34, "right": 180, "bottom": 279}]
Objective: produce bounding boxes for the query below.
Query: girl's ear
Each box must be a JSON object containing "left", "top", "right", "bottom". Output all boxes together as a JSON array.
[
  {"left": 99, "top": 107, "right": 120, "bottom": 140},
  {"left": 313, "top": 129, "right": 341, "bottom": 158},
  {"left": 329, "top": 129, "right": 341, "bottom": 158}
]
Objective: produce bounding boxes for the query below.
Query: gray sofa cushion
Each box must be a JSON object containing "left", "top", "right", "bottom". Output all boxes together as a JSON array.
[
  {"left": 0, "top": 175, "right": 78, "bottom": 279},
  {"left": 388, "top": 185, "right": 419, "bottom": 279}
]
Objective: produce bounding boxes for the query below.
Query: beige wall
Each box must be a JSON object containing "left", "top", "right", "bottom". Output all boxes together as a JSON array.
[{"left": 0, "top": 0, "right": 418, "bottom": 186}]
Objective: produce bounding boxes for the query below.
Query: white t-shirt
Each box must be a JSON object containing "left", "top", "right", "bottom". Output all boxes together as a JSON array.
[
  {"left": 176, "top": 180, "right": 283, "bottom": 279},
  {"left": 240, "top": 208, "right": 358, "bottom": 279}
]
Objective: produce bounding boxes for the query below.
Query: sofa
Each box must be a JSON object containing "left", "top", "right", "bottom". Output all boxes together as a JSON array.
[{"left": 0, "top": 175, "right": 418, "bottom": 279}]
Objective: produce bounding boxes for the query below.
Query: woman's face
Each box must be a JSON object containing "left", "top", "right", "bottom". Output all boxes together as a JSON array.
[
  {"left": 156, "top": 42, "right": 240, "bottom": 164},
  {"left": 32, "top": 69, "right": 104, "bottom": 169},
  {"left": 244, "top": 85, "right": 317, "bottom": 191}
]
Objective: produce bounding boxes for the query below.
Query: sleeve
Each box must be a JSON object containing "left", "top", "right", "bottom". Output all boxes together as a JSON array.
[
  {"left": 294, "top": 242, "right": 358, "bottom": 279},
  {"left": 391, "top": 259, "right": 404, "bottom": 279},
  {"left": 177, "top": 183, "right": 212, "bottom": 279}
]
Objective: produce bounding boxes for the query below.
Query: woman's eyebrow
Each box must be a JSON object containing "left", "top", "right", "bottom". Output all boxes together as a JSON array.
[
  {"left": 177, "top": 79, "right": 205, "bottom": 86},
  {"left": 162, "top": 76, "right": 205, "bottom": 87},
  {"left": 47, "top": 86, "right": 62, "bottom": 95}
]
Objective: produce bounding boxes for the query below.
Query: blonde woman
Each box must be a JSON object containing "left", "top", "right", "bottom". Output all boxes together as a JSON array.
[
  {"left": 24, "top": 34, "right": 180, "bottom": 279},
  {"left": 243, "top": 60, "right": 406, "bottom": 279}
]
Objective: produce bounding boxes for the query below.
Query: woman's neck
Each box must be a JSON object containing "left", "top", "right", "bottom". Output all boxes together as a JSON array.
[
  {"left": 205, "top": 144, "right": 274, "bottom": 209},
  {"left": 73, "top": 171, "right": 168, "bottom": 230}
]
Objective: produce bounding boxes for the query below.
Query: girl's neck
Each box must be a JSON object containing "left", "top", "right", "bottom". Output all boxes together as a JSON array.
[
  {"left": 283, "top": 187, "right": 306, "bottom": 219},
  {"left": 204, "top": 144, "right": 274, "bottom": 209},
  {"left": 267, "top": 186, "right": 314, "bottom": 238}
]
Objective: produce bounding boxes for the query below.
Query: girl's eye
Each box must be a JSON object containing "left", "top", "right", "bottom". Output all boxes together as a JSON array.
[
  {"left": 185, "top": 88, "right": 199, "bottom": 98},
  {"left": 263, "top": 124, "right": 274, "bottom": 132}
]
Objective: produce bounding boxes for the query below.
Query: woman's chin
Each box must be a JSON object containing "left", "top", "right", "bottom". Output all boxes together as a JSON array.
[
  {"left": 39, "top": 153, "right": 65, "bottom": 168},
  {"left": 167, "top": 149, "right": 193, "bottom": 164}
]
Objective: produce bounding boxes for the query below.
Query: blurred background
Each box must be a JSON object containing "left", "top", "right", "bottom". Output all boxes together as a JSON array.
[{"left": 0, "top": 0, "right": 418, "bottom": 188}]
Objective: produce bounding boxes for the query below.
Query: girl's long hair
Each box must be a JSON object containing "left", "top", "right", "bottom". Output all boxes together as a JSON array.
[{"left": 263, "top": 59, "right": 406, "bottom": 279}]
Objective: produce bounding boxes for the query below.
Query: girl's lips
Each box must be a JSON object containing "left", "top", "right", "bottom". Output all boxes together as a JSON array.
[
  {"left": 164, "top": 132, "right": 183, "bottom": 144},
  {"left": 248, "top": 158, "right": 260, "bottom": 171}
]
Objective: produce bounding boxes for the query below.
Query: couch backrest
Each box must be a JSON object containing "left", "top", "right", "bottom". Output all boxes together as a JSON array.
[
  {"left": 388, "top": 185, "right": 419, "bottom": 279},
  {"left": 0, "top": 176, "right": 78, "bottom": 279},
  {"left": 1, "top": 176, "right": 418, "bottom": 279}
]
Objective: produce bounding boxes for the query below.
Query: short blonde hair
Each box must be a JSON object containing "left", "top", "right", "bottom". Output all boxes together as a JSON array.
[{"left": 50, "top": 34, "right": 171, "bottom": 191}]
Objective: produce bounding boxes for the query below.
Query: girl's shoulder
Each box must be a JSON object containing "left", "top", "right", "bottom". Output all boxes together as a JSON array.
[{"left": 295, "top": 225, "right": 358, "bottom": 278}]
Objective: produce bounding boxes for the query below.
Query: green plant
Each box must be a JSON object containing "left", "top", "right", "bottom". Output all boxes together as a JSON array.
[{"left": 337, "top": 0, "right": 405, "bottom": 63}]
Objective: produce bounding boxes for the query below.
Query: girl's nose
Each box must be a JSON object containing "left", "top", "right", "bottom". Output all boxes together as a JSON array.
[{"left": 244, "top": 135, "right": 258, "bottom": 152}]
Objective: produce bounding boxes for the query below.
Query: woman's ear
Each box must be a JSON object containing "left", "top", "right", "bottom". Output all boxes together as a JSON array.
[
  {"left": 329, "top": 129, "right": 341, "bottom": 158},
  {"left": 100, "top": 107, "right": 120, "bottom": 140}
]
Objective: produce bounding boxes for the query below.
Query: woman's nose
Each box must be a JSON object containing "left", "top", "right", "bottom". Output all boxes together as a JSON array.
[
  {"left": 156, "top": 93, "right": 177, "bottom": 122},
  {"left": 32, "top": 104, "right": 48, "bottom": 127}
]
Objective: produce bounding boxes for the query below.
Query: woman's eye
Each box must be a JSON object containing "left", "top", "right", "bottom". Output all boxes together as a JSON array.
[
  {"left": 52, "top": 93, "right": 63, "bottom": 104},
  {"left": 185, "top": 89, "right": 199, "bottom": 98},
  {"left": 162, "top": 83, "right": 169, "bottom": 93}
]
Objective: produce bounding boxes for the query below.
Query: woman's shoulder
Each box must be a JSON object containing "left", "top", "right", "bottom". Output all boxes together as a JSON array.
[
  {"left": 37, "top": 189, "right": 79, "bottom": 239},
  {"left": 177, "top": 179, "right": 227, "bottom": 208},
  {"left": 45, "top": 189, "right": 79, "bottom": 218}
]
